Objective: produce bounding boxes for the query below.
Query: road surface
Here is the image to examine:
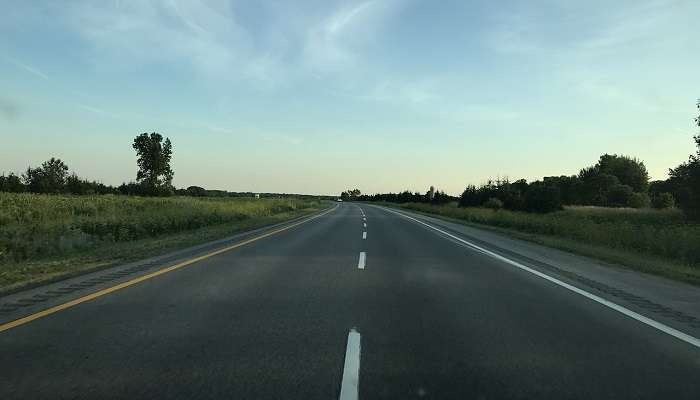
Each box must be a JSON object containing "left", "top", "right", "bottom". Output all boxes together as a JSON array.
[{"left": 1, "top": 203, "right": 699, "bottom": 399}]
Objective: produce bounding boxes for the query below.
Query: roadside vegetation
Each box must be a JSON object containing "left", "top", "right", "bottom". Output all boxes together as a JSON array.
[
  {"left": 0, "top": 132, "right": 330, "bottom": 292},
  {"left": 0, "top": 194, "right": 324, "bottom": 292},
  {"left": 385, "top": 202, "right": 700, "bottom": 284},
  {"left": 359, "top": 100, "right": 700, "bottom": 219},
  {"left": 356, "top": 101, "right": 700, "bottom": 284}
]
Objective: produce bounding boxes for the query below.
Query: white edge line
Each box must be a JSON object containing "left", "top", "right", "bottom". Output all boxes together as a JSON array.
[
  {"left": 363, "top": 223, "right": 367, "bottom": 228},
  {"left": 358, "top": 252, "right": 366, "bottom": 270},
  {"left": 362, "top": 232, "right": 367, "bottom": 240},
  {"left": 339, "top": 328, "right": 361, "bottom": 400},
  {"left": 379, "top": 206, "right": 700, "bottom": 349}
]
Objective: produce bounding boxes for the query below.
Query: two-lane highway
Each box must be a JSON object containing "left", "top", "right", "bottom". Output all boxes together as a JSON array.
[{"left": 1, "top": 203, "right": 699, "bottom": 399}]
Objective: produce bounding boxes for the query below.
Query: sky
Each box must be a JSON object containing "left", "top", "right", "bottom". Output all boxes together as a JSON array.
[{"left": 1, "top": 0, "right": 698, "bottom": 196}]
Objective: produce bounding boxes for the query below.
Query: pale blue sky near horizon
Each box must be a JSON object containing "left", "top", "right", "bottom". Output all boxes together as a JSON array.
[{"left": 1, "top": 0, "right": 698, "bottom": 196}]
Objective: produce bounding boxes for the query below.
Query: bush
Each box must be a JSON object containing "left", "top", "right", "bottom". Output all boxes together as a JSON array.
[
  {"left": 0, "top": 173, "right": 25, "bottom": 193},
  {"left": 524, "top": 182, "right": 562, "bottom": 213},
  {"left": 483, "top": 197, "right": 503, "bottom": 211},
  {"left": 652, "top": 192, "right": 675, "bottom": 209},
  {"left": 186, "top": 186, "right": 207, "bottom": 197},
  {"left": 607, "top": 184, "right": 634, "bottom": 207},
  {"left": 629, "top": 192, "right": 651, "bottom": 209}
]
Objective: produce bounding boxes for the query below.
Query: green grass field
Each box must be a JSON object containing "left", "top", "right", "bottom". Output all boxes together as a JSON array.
[
  {"left": 383, "top": 202, "right": 700, "bottom": 285},
  {"left": 0, "top": 193, "right": 325, "bottom": 292}
]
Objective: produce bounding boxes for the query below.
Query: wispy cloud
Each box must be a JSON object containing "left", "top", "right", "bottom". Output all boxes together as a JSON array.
[
  {"left": 577, "top": 0, "right": 678, "bottom": 51},
  {"left": 8, "top": 58, "right": 49, "bottom": 80},
  {"left": 302, "top": 0, "right": 400, "bottom": 74},
  {"left": 58, "top": 1, "right": 396, "bottom": 88},
  {"left": 65, "top": 1, "right": 258, "bottom": 83},
  {"left": 77, "top": 104, "right": 108, "bottom": 115}
]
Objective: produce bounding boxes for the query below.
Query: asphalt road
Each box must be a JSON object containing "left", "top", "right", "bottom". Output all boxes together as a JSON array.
[{"left": 1, "top": 203, "right": 700, "bottom": 399}]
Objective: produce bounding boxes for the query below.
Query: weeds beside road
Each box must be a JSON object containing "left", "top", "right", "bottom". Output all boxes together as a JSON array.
[
  {"left": 0, "top": 193, "right": 325, "bottom": 292},
  {"left": 379, "top": 202, "right": 700, "bottom": 285}
]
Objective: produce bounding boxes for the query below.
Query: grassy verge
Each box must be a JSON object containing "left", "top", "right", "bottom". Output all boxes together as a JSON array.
[
  {"left": 0, "top": 193, "right": 327, "bottom": 292},
  {"left": 375, "top": 202, "right": 700, "bottom": 286}
]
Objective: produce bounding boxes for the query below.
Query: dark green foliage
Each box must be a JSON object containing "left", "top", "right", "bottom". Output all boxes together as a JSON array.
[
  {"left": 117, "top": 182, "right": 144, "bottom": 196},
  {"left": 359, "top": 189, "right": 456, "bottom": 204},
  {"left": 456, "top": 179, "right": 562, "bottom": 213},
  {"left": 23, "top": 157, "right": 69, "bottom": 194},
  {"left": 340, "top": 189, "right": 362, "bottom": 200},
  {"left": 651, "top": 193, "right": 675, "bottom": 209},
  {"left": 431, "top": 190, "right": 453, "bottom": 205},
  {"left": 661, "top": 102, "right": 700, "bottom": 218},
  {"left": 649, "top": 180, "right": 675, "bottom": 197},
  {"left": 458, "top": 185, "right": 481, "bottom": 207},
  {"left": 595, "top": 154, "right": 649, "bottom": 192},
  {"left": 185, "top": 186, "right": 207, "bottom": 197},
  {"left": 132, "top": 132, "right": 174, "bottom": 196},
  {"left": 4, "top": 163, "right": 121, "bottom": 196},
  {"left": 0, "top": 173, "right": 25, "bottom": 192},
  {"left": 629, "top": 192, "right": 651, "bottom": 209},
  {"left": 524, "top": 182, "right": 563, "bottom": 213},
  {"left": 577, "top": 155, "right": 649, "bottom": 207},
  {"left": 457, "top": 179, "right": 516, "bottom": 209},
  {"left": 607, "top": 184, "right": 634, "bottom": 207},
  {"left": 543, "top": 176, "right": 581, "bottom": 205},
  {"left": 65, "top": 173, "right": 90, "bottom": 195},
  {"left": 579, "top": 172, "right": 619, "bottom": 206},
  {"left": 668, "top": 135, "right": 700, "bottom": 218},
  {"left": 483, "top": 197, "right": 503, "bottom": 210}
]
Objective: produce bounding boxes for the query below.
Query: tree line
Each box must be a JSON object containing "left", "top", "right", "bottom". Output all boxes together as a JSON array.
[
  {"left": 0, "top": 132, "right": 327, "bottom": 200},
  {"left": 1, "top": 133, "right": 175, "bottom": 196},
  {"left": 357, "top": 100, "right": 700, "bottom": 218},
  {"left": 357, "top": 189, "right": 456, "bottom": 205}
]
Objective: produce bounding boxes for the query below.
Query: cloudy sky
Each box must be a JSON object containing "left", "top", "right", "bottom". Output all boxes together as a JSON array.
[{"left": 1, "top": 0, "right": 698, "bottom": 195}]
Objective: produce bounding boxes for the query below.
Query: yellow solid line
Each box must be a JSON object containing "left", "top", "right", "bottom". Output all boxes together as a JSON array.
[{"left": 0, "top": 206, "right": 336, "bottom": 333}]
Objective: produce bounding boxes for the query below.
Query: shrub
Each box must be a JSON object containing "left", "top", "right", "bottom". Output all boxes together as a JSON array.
[
  {"left": 524, "top": 182, "right": 562, "bottom": 213},
  {"left": 652, "top": 192, "right": 675, "bottom": 209},
  {"left": 483, "top": 197, "right": 503, "bottom": 211},
  {"left": 459, "top": 185, "right": 483, "bottom": 207},
  {"left": 629, "top": 192, "right": 651, "bottom": 209},
  {"left": 0, "top": 173, "right": 25, "bottom": 193},
  {"left": 186, "top": 186, "right": 207, "bottom": 197},
  {"left": 607, "top": 184, "right": 634, "bottom": 207}
]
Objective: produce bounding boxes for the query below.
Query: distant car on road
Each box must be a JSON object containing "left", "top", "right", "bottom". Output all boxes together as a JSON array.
[{"left": 337, "top": 198, "right": 343, "bottom": 202}]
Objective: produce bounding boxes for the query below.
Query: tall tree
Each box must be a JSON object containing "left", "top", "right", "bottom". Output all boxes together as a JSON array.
[
  {"left": 594, "top": 154, "right": 649, "bottom": 192},
  {"left": 577, "top": 154, "right": 649, "bottom": 206},
  {"left": 0, "top": 173, "right": 25, "bottom": 192},
  {"left": 23, "top": 157, "right": 69, "bottom": 193},
  {"left": 132, "top": 132, "right": 174, "bottom": 196},
  {"left": 668, "top": 101, "right": 700, "bottom": 218}
]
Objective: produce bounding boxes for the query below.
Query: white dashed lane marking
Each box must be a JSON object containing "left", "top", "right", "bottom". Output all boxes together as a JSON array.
[
  {"left": 357, "top": 252, "right": 366, "bottom": 270},
  {"left": 339, "top": 328, "right": 361, "bottom": 400}
]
